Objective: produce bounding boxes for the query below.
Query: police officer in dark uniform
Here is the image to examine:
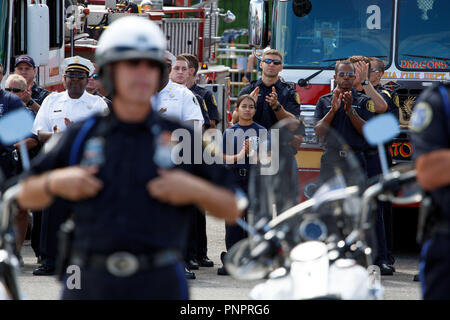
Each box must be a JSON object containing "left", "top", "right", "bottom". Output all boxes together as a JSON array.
[
  {"left": 16, "top": 17, "right": 241, "bottom": 299},
  {"left": 237, "top": 49, "right": 301, "bottom": 130},
  {"left": 314, "top": 60, "right": 376, "bottom": 184},
  {"left": 351, "top": 57, "right": 396, "bottom": 275},
  {"left": 368, "top": 57, "right": 400, "bottom": 270},
  {"left": 410, "top": 82, "right": 450, "bottom": 300}
]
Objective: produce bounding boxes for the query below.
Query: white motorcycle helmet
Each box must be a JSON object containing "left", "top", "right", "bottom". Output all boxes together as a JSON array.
[{"left": 95, "top": 16, "right": 167, "bottom": 93}]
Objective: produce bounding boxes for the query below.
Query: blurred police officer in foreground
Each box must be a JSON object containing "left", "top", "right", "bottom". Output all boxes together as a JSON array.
[
  {"left": 15, "top": 17, "right": 240, "bottom": 299},
  {"left": 410, "top": 82, "right": 450, "bottom": 300}
]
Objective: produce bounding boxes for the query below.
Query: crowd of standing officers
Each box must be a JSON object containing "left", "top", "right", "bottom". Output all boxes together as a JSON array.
[{"left": 0, "top": 16, "right": 448, "bottom": 300}]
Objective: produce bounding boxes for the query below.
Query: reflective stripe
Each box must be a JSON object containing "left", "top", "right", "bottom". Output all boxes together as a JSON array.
[{"left": 419, "top": 238, "right": 433, "bottom": 298}]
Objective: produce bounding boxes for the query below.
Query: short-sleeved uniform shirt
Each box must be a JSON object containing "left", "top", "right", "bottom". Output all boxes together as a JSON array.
[
  {"left": 32, "top": 90, "right": 108, "bottom": 135},
  {"left": 190, "top": 84, "right": 220, "bottom": 122},
  {"left": 374, "top": 84, "right": 400, "bottom": 119},
  {"left": 314, "top": 88, "right": 376, "bottom": 151},
  {"left": 238, "top": 79, "right": 302, "bottom": 130},
  {"left": 193, "top": 92, "right": 211, "bottom": 127},
  {"left": 410, "top": 83, "right": 450, "bottom": 221},
  {"left": 222, "top": 122, "right": 268, "bottom": 171},
  {"left": 157, "top": 80, "right": 204, "bottom": 126},
  {"left": 27, "top": 111, "right": 238, "bottom": 254}
]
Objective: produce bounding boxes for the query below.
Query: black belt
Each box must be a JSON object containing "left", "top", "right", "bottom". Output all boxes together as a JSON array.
[
  {"left": 235, "top": 168, "right": 248, "bottom": 177},
  {"left": 326, "top": 149, "right": 363, "bottom": 159},
  {"left": 70, "top": 249, "right": 182, "bottom": 277}
]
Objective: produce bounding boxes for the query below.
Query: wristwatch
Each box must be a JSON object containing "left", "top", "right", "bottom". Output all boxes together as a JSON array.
[
  {"left": 361, "top": 80, "right": 370, "bottom": 86},
  {"left": 272, "top": 103, "right": 282, "bottom": 112},
  {"left": 346, "top": 109, "right": 357, "bottom": 117},
  {"left": 26, "top": 99, "right": 35, "bottom": 107}
]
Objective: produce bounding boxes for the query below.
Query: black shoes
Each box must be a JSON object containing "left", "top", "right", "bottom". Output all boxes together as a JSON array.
[
  {"left": 413, "top": 273, "right": 420, "bottom": 282},
  {"left": 184, "top": 266, "right": 196, "bottom": 280},
  {"left": 198, "top": 256, "right": 214, "bottom": 268},
  {"left": 33, "top": 264, "right": 56, "bottom": 276},
  {"left": 217, "top": 251, "right": 229, "bottom": 276},
  {"left": 378, "top": 263, "right": 394, "bottom": 276},
  {"left": 186, "top": 259, "right": 199, "bottom": 270}
]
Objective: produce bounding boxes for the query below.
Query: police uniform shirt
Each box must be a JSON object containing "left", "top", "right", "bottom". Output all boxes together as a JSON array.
[
  {"left": 194, "top": 92, "right": 211, "bottom": 127},
  {"left": 315, "top": 88, "right": 376, "bottom": 151},
  {"left": 26, "top": 111, "right": 238, "bottom": 254},
  {"left": 238, "top": 79, "right": 302, "bottom": 130},
  {"left": 31, "top": 82, "right": 51, "bottom": 106},
  {"left": 190, "top": 84, "right": 220, "bottom": 122},
  {"left": 157, "top": 80, "right": 204, "bottom": 126},
  {"left": 410, "top": 83, "right": 450, "bottom": 221},
  {"left": 32, "top": 90, "right": 108, "bottom": 135},
  {"left": 222, "top": 122, "right": 268, "bottom": 171},
  {"left": 374, "top": 85, "right": 400, "bottom": 119}
]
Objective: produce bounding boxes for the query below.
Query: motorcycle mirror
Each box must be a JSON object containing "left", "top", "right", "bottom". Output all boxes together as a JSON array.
[
  {"left": 224, "top": 238, "right": 273, "bottom": 281},
  {"left": 0, "top": 109, "right": 34, "bottom": 145},
  {"left": 0, "top": 108, "right": 35, "bottom": 172},
  {"left": 363, "top": 113, "right": 400, "bottom": 176}
]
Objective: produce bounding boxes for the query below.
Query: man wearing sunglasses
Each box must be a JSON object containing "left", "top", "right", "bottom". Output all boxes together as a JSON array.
[
  {"left": 237, "top": 49, "right": 301, "bottom": 130},
  {"left": 30, "top": 56, "right": 108, "bottom": 276},
  {"left": 86, "top": 64, "right": 112, "bottom": 110},
  {"left": 314, "top": 60, "right": 376, "bottom": 182}
]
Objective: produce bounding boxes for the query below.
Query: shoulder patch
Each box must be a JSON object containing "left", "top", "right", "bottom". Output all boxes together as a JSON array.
[
  {"left": 394, "top": 95, "right": 400, "bottom": 107},
  {"left": 366, "top": 100, "right": 376, "bottom": 113},
  {"left": 410, "top": 102, "right": 433, "bottom": 132},
  {"left": 382, "top": 90, "right": 391, "bottom": 99},
  {"left": 211, "top": 95, "right": 218, "bottom": 107},
  {"left": 295, "top": 92, "right": 301, "bottom": 105},
  {"left": 202, "top": 100, "right": 208, "bottom": 112}
]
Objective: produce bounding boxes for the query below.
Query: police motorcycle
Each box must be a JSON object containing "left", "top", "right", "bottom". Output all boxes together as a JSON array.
[
  {"left": 0, "top": 109, "right": 35, "bottom": 300},
  {"left": 224, "top": 114, "right": 422, "bottom": 300}
]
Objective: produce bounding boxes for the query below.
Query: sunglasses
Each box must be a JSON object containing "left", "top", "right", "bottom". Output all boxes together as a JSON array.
[
  {"left": 5, "top": 88, "right": 24, "bottom": 93},
  {"left": 91, "top": 73, "right": 99, "bottom": 80},
  {"left": 337, "top": 71, "right": 356, "bottom": 78},
  {"left": 124, "top": 59, "right": 157, "bottom": 68},
  {"left": 66, "top": 73, "right": 88, "bottom": 79},
  {"left": 263, "top": 58, "right": 282, "bottom": 65}
]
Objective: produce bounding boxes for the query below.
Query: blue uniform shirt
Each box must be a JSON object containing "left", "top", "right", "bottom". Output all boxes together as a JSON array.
[
  {"left": 222, "top": 122, "right": 268, "bottom": 171},
  {"left": 315, "top": 88, "right": 376, "bottom": 151},
  {"left": 31, "top": 82, "right": 51, "bottom": 106},
  {"left": 190, "top": 84, "right": 220, "bottom": 122},
  {"left": 238, "top": 79, "right": 301, "bottom": 130},
  {"left": 410, "top": 83, "right": 450, "bottom": 221},
  {"left": 27, "top": 111, "right": 238, "bottom": 254}
]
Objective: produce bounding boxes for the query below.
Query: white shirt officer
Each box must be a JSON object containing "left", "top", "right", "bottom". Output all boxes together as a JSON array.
[
  {"left": 32, "top": 89, "right": 108, "bottom": 135},
  {"left": 156, "top": 80, "right": 204, "bottom": 126}
]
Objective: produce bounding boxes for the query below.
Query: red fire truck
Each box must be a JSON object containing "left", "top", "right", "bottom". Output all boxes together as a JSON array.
[{"left": 248, "top": 0, "right": 450, "bottom": 248}]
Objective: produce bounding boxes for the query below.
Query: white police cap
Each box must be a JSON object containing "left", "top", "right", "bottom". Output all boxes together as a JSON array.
[{"left": 63, "top": 56, "right": 95, "bottom": 76}]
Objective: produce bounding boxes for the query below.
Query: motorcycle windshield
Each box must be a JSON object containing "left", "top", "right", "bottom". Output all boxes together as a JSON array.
[{"left": 247, "top": 119, "right": 366, "bottom": 234}]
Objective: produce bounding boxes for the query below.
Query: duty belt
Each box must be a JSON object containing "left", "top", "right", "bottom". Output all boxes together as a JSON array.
[
  {"left": 235, "top": 168, "right": 248, "bottom": 177},
  {"left": 70, "top": 249, "right": 181, "bottom": 277}
]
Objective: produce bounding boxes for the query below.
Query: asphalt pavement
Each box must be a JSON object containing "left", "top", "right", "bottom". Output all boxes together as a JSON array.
[{"left": 16, "top": 215, "right": 422, "bottom": 300}]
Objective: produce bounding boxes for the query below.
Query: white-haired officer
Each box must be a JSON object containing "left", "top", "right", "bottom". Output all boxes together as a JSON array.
[{"left": 16, "top": 16, "right": 241, "bottom": 299}]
